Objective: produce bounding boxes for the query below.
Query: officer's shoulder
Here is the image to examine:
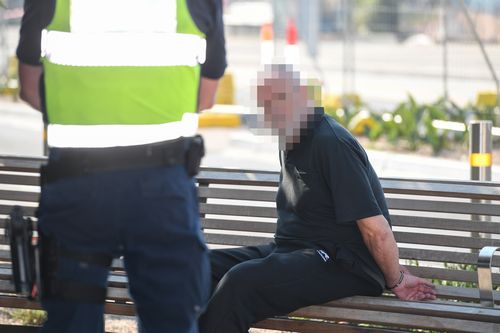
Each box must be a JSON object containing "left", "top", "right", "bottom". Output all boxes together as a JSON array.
[{"left": 188, "top": 0, "right": 218, "bottom": 12}]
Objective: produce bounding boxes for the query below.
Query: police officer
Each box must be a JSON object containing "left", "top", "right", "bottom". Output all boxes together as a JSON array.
[{"left": 17, "top": 1, "right": 226, "bottom": 332}]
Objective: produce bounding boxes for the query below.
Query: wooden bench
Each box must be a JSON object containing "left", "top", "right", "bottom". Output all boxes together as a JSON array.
[{"left": 0, "top": 154, "right": 499, "bottom": 333}]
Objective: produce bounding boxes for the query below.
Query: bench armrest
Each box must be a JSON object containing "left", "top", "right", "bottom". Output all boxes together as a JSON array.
[{"left": 478, "top": 246, "right": 499, "bottom": 307}]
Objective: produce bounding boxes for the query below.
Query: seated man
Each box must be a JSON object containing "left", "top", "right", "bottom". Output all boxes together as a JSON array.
[{"left": 199, "top": 64, "right": 437, "bottom": 333}]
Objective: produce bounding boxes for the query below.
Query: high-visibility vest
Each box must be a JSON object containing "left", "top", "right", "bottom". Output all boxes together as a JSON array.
[{"left": 42, "top": 0, "right": 206, "bottom": 148}]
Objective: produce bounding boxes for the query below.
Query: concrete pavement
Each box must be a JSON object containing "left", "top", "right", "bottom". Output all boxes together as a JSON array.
[{"left": 0, "top": 98, "right": 43, "bottom": 156}]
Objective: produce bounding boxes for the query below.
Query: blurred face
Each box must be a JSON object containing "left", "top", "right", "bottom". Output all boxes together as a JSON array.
[
  {"left": 257, "top": 77, "right": 303, "bottom": 130},
  {"left": 254, "top": 64, "right": 321, "bottom": 149}
]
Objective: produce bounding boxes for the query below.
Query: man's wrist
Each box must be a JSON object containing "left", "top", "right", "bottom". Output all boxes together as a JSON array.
[{"left": 386, "top": 271, "right": 405, "bottom": 290}]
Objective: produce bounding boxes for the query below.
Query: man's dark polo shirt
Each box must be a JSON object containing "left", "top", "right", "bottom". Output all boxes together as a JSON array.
[
  {"left": 17, "top": 0, "right": 227, "bottom": 80},
  {"left": 276, "top": 109, "right": 390, "bottom": 289}
]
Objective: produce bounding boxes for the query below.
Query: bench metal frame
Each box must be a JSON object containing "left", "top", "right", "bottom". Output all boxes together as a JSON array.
[{"left": 478, "top": 246, "right": 500, "bottom": 307}]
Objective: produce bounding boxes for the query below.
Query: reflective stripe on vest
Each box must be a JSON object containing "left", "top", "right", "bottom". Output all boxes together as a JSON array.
[
  {"left": 43, "top": 0, "right": 205, "bottom": 148},
  {"left": 42, "top": 30, "right": 206, "bottom": 67},
  {"left": 48, "top": 113, "right": 199, "bottom": 148}
]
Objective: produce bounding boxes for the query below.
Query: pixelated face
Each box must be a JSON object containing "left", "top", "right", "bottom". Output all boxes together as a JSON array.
[
  {"left": 253, "top": 64, "right": 321, "bottom": 149},
  {"left": 256, "top": 77, "right": 301, "bottom": 129}
]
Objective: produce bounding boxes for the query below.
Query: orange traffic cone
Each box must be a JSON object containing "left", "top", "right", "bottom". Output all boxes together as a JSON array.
[
  {"left": 260, "top": 23, "right": 274, "bottom": 64},
  {"left": 284, "top": 18, "right": 299, "bottom": 64}
]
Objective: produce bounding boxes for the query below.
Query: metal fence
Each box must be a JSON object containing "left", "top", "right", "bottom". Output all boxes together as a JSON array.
[
  {"left": 355, "top": 0, "right": 500, "bottom": 43},
  {"left": 223, "top": 0, "right": 500, "bottom": 108},
  {"left": 334, "top": 0, "right": 500, "bottom": 107},
  {"left": 224, "top": 0, "right": 500, "bottom": 42}
]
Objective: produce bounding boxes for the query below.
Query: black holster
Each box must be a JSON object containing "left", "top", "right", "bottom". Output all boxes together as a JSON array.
[{"left": 185, "top": 135, "right": 205, "bottom": 177}]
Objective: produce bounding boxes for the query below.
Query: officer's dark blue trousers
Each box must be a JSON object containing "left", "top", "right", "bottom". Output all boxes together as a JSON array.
[{"left": 37, "top": 162, "right": 210, "bottom": 333}]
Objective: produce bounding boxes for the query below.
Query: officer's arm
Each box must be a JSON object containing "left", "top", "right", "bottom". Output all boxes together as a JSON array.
[
  {"left": 197, "top": 0, "right": 226, "bottom": 111},
  {"left": 198, "top": 77, "right": 219, "bottom": 111},
  {"left": 17, "top": 0, "right": 50, "bottom": 112},
  {"left": 18, "top": 62, "right": 42, "bottom": 111}
]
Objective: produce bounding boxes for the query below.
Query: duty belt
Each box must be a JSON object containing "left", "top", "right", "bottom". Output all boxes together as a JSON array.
[{"left": 41, "top": 136, "right": 204, "bottom": 184}]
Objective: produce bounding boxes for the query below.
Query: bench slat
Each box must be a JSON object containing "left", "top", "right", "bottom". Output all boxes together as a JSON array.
[
  {"left": 0, "top": 324, "right": 40, "bottom": 332},
  {"left": 381, "top": 177, "right": 500, "bottom": 187},
  {"left": 0, "top": 249, "right": 11, "bottom": 261},
  {"left": 394, "top": 231, "right": 500, "bottom": 250},
  {"left": 199, "top": 203, "right": 277, "bottom": 218},
  {"left": 0, "top": 251, "right": 129, "bottom": 272},
  {"left": 381, "top": 179, "right": 500, "bottom": 201},
  {"left": 327, "top": 295, "right": 500, "bottom": 323},
  {"left": 391, "top": 214, "right": 500, "bottom": 234},
  {"left": 204, "top": 233, "right": 273, "bottom": 247},
  {"left": 198, "top": 187, "right": 276, "bottom": 202},
  {"left": 410, "top": 266, "right": 500, "bottom": 284},
  {"left": 289, "top": 305, "right": 500, "bottom": 333},
  {"left": 0, "top": 174, "right": 39, "bottom": 187},
  {"left": 254, "top": 318, "right": 407, "bottom": 333},
  {"left": 0, "top": 190, "right": 39, "bottom": 203},
  {"left": 0, "top": 206, "right": 36, "bottom": 218},
  {"left": 0, "top": 295, "right": 135, "bottom": 317},
  {"left": 0, "top": 284, "right": 130, "bottom": 303},
  {"left": 202, "top": 218, "right": 276, "bottom": 233},
  {"left": 436, "top": 285, "right": 500, "bottom": 304},
  {"left": 198, "top": 170, "right": 279, "bottom": 187},
  {"left": 399, "top": 248, "right": 500, "bottom": 267},
  {"left": 387, "top": 198, "right": 500, "bottom": 216},
  {"left": 0, "top": 156, "right": 45, "bottom": 171}
]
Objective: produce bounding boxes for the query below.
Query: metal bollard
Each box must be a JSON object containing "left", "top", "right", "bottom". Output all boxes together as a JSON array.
[
  {"left": 469, "top": 120, "right": 492, "bottom": 181},
  {"left": 469, "top": 121, "right": 492, "bottom": 244}
]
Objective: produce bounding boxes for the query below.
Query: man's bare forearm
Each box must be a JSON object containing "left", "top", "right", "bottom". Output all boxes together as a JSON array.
[
  {"left": 357, "top": 215, "right": 401, "bottom": 288},
  {"left": 198, "top": 76, "right": 220, "bottom": 112},
  {"left": 357, "top": 215, "right": 437, "bottom": 300},
  {"left": 18, "top": 62, "right": 42, "bottom": 111}
]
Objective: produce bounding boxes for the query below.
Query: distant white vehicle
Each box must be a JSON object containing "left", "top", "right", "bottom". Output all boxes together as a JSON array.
[
  {"left": 404, "top": 33, "right": 435, "bottom": 46},
  {"left": 223, "top": 1, "right": 273, "bottom": 27}
]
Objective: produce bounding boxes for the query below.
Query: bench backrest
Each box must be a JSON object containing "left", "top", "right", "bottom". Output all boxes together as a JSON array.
[{"left": 198, "top": 168, "right": 500, "bottom": 301}]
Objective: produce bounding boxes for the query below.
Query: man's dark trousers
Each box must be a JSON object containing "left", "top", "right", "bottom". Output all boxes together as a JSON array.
[
  {"left": 37, "top": 156, "right": 210, "bottom": 333},
  {"left": 198, "top": 243, "right": 382, "bottom": 333}
]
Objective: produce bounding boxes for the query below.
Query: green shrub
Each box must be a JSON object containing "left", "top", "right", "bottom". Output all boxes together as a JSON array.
[
  {"left": 10, "top": 309, "right": 47, "bottom": 326},
  {"left": 334, "top": 95, "right": 500, "bottom": 154}
]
